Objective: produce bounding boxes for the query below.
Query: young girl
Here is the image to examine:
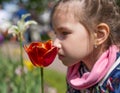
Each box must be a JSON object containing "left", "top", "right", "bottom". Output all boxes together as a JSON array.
[{"left": 51, "top": 0, "right": 120, "bottom": 93}]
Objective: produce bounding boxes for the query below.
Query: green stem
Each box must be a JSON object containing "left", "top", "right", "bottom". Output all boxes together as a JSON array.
[
  {"left": 19, "top": 33, "right": 26, "bottom": 93},
  {"left": 40, "top": 67, "right": 44, "bottom": 93},
  {"left": 6, "top": 41, "right": 12, "bottom": 63}
]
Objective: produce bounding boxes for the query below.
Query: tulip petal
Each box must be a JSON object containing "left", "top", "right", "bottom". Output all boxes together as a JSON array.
[
  {"left": 37, "top": 57, "right": 44, "bottom": 67},
  {"left": 43, "top": 47, "right": 58, "bottom": 67},
  {"left": 44, "top": 40, "right": 52, "bottom": 50},
  {"left": 35, "top": 46, "right": 47, "bottom": 66},
  {"left": 27, "top": 53, "right": 37, "bottom": 66},
  {"left": 37, "top": 46, "right": 47, "bottom": 57},
  {"left": 28, "top": 42, "right": 43, "bottom": 49},
  {"left": 27, "top": 46, "right": 40, "bottom": 66},
  {"left": 24, "top": 40, "right": 58, "bottom": 67}
]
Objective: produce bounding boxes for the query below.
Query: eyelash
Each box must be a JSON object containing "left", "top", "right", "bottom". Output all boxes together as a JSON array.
[
  {"left": 54, "top": 30, "right": 71, "bottom": 40},
  {"left": 61, "top": 31, "right": 69, "bottom": 35},
  {"left": 54, "top": 31, "right": 69, "bottom": 36}
]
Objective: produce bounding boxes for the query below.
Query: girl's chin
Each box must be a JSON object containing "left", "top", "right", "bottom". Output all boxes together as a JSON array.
[
  {"left": 58, "top": 56, "right": 80, "bottom": 66},
  {"left": 62, "top": 61, "right": 77, "bottom": 67}
]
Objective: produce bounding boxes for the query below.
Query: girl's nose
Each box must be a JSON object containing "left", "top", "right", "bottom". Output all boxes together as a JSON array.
[{"left": 53, "top": 38, "right": 61, "bottom": 49}]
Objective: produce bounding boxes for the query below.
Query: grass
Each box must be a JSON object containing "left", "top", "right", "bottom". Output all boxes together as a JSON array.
[
  {"left": 0, "top": 49, "right": 67, "bottom": 93},
  {"left": 0, "top": 44, "right": 67, "bottom": 93},
  {"left": 44, "top": 68, "right": 66, "bottom": 93}
]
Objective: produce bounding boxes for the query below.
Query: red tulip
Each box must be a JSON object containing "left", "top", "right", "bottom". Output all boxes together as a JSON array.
[{"left": 24, "top": 40, "right": 58, "bottom": 67}]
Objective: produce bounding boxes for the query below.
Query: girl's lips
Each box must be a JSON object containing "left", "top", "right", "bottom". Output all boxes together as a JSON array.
[{"left": 58, "top": 54, "right": 65, "bottom": 60}]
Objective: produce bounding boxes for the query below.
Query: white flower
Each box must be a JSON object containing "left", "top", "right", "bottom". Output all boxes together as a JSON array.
[
  {"left": 24, "top": 20, "right": 37, "bottom": 29},
  {"left": 8, "top": 13, "right": 37, "bottom": 36}
]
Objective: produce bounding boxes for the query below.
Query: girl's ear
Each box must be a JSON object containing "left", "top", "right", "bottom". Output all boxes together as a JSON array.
[{"left": 94, "top": 23, "right": 110, "bottom": 46}]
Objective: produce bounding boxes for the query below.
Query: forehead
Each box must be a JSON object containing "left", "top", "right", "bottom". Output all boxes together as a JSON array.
[{"left": 52, "top": 1, "right": 85, "bottom": 28}]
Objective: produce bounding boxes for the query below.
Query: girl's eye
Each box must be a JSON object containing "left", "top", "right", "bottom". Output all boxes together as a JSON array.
[
  {"left": 61, "top": 31, "right": 69, "bottom": 35},
  {"left": 54, "top": 31, "right": 56, "bottom": 35}
]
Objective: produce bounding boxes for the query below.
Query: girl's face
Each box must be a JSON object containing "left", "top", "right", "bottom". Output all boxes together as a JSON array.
[{"left": 52, "top": 11, "right": 94, "bottom": 67}]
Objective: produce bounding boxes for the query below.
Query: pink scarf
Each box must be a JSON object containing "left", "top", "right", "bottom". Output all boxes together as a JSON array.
[{"left": 67, "top": 45, "right": 119, "bottom": 90}]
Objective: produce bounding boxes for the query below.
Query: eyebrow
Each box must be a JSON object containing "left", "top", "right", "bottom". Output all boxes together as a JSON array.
[{"left": 56, "top": 27, "right": 72, "bottom": 32}]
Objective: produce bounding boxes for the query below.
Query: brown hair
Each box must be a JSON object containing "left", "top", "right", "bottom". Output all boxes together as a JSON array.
[{"left": 51, "top": 0, "right": 120, "bottom": 48}]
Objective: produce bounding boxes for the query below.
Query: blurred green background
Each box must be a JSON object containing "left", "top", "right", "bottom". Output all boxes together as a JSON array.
[{"left": 0, "top": 0, "right": 66, "bottom": 93}]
